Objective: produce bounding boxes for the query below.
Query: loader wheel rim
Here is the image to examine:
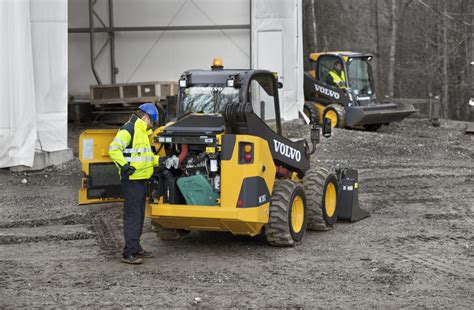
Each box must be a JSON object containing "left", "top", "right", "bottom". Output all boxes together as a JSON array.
[
  {"left": 325, "top": 110, "right": 338, "bottom": 128},
  {"left": 325, "top": 183, "right": 337, "bottom": 218},
  {"left": 291, "top": 195, "right": 305, "bottom": 233}
]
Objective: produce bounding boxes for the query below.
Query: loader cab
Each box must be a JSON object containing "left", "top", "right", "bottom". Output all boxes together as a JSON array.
[
  {"left": 177, "top": 69, "right": 283, "bottom": 135},
  {"left": 310, "top": 52, "right": 376, "bottom": 104}
]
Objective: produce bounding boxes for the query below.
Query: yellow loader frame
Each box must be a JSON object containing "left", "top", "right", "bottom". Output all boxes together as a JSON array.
[{"left": 79, "top": 129, "right": 276, "bottom": 236}]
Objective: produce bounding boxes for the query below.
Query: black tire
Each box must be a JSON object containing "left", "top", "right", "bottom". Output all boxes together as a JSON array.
[
  {"left": 323, "top": 104, "right": 346, "bottom": 128},
  {"left": 265, "top": 180, "right": 308, "bottom": 247},
  {"left": 303, "top": 102, "right": 320, "bottom": 125},
  {"left": 303, "top": 168, "right": 338, "bottom": 231},
  {"left": 363, "top": 124, "right": 382, "bottom": 131},
  {"left": 151, "top": 220, "right": 190, "bottom": 241}
]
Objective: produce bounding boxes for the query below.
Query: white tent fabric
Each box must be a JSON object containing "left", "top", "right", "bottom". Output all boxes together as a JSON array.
[
  {"left": 251, "top": 0, "right": 304, "bottom": 120},
  {"left": 0, "top": 0, "right": 37, "bottom": 167},
  {"left": 0, "top": 0, "right": 68, "bottom": 168},
  {"left": 31, "top": 0, "right": 68, "bottom": 152}
]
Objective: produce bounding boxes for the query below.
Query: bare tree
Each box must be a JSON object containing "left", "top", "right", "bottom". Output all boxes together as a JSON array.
[
  {"left": 302, "top": 0, "right": 472, "bottom": 121},
  {"left": 309, "top": 0, "right": 318, "bottom": 51},
  {"left": 387, "top": 0, "right": 397, "bottom": 98},
  {"left": 441, "top": 2, "right": 449, "bottom": 118}
]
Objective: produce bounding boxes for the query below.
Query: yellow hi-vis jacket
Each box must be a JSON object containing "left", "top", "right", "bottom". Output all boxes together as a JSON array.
[
  {"left": 108, "top": 115, "right": 159, "bottom": 180},
  {"left": 328, "top": 70, "right": 346, "bottom": 88}
]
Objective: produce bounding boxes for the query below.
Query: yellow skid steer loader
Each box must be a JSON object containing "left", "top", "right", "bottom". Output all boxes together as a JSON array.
[
  {"left": 79, "top": 59, "right": 369, "bottom": 246},
  {"left": 304, "top": 52, "right": 416, "bottom": 131}
]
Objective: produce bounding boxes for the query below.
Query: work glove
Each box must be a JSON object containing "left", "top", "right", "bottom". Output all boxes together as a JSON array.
[
  {"left": 158, "top": 156, "right": 169, "bottom": 165},
  {"left": 121, "top": 164, "right": 136, "bottom": 179},
  {"left": 159, "top": 155, "right": 179, "bottom": 169}
]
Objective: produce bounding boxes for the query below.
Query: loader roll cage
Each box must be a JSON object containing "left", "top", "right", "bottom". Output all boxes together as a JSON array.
[{"left": 176, "top": 68, "right": 313, "bottom": 176}]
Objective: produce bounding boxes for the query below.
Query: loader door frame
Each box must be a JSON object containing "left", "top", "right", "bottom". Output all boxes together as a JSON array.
[
  {"left": 316, "top": 55, "right": 348, "bottom": 88},
  {"left": 246, "top": 72, "right": 282, "bottom": 135}
]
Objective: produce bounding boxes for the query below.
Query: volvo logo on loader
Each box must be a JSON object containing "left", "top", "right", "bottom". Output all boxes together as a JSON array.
[
  {"left": 314, "top": 84, "right": 340, "bottom": 100},
  {"left": 273, "top": 139, "right": 301, "bottom": 162}
]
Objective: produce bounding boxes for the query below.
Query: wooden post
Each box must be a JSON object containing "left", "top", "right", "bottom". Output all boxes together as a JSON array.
[{"left": 431, "top": 95, "right": 441, "bottom": 127}]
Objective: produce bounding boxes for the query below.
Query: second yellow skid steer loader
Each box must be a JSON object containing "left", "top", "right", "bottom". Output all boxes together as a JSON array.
[
  {"left": 79, "top": 59, "right": 369, "bottom": 247},
  {"left": 304, "top": 52, "right": 416, "bottom": 131}
]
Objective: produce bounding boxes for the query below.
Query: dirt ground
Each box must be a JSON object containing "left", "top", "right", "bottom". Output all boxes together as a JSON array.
[{"left": 0, "top": 118, "right": 473, "bottom": 308}]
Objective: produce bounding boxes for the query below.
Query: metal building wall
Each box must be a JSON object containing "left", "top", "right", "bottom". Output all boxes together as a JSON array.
[
  {"left": 251, "top": 0, "right": 304, "bottom": 121},
  {"left": 68, "top": 0, "right": 303, "bottom": 120},
  {"left": 68, "top": 0, "right": 251, "bottom": 95}
]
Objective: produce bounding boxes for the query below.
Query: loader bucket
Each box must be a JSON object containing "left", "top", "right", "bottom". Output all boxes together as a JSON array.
[
  {"left": 336, "top": 168, "right": 369, "bottom": 222},
  {"left": 345, "top": 103, "right": 416, "bottom": 127}
]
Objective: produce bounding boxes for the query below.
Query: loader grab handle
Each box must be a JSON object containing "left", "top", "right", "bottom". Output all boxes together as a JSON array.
[{"left": 305, "top": 121, "right": 320, "bottom": 157}]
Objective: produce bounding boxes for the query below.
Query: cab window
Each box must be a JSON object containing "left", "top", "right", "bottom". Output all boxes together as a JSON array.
[
  {"left": 248, "top": 74, "right": 280, "bottom": 132},
  {"left": 347, "top": 58, "right": 373, "bottom": 95},
  {"left": 179, "top": 84, "right": 239, "bottom": 115},
  {"left": 249, "top": 76, "right": 276, "bottom": 120},
  {"left": 317, "top": 55, "right": 343, "bottom": 84}
]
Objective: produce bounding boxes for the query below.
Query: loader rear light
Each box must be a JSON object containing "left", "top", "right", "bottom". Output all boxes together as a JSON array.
[
  {"left": 239, "top": 142, "right": 254, "bottom": 164},
  {"left": 226, "top": 79, "right": 235, "bottom": 87},
  {"left": 237, "top": 199, "right": 244, "bottom": 207}
]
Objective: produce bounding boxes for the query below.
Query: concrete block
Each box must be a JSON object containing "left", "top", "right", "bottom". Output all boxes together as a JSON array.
[
  {"left": 10, "top": 149, "right": 73, "bottom": 172},
  {"left": 466, "top": 123, "right": 474, "bottom": 134}
]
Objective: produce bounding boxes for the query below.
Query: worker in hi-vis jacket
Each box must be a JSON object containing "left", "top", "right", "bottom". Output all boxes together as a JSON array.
[{"left": 109, "top": 103, "right": 168, "bottom": 264}]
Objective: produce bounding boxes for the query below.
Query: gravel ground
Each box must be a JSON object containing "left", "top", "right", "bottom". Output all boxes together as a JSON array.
[{"left": 0, "top": 118, "right": 473, "bottom": 308}]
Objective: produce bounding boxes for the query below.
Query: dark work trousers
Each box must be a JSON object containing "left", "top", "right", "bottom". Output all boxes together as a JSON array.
[{"left": 121, "top": 179, "right": 148, "bottom": 257}]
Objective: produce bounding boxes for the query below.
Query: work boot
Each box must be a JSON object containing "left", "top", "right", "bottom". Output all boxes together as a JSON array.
[
  {"left": 121, "top": 255, "right": 143, "bottom": 264},
  {"left": 135, "top": 250, "right": 154, "bottom": 258}
]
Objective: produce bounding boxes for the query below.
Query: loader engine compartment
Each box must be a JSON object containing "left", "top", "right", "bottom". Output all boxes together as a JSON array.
[{"left": 152, "top": 114, "right": 225, "bottom": 206}]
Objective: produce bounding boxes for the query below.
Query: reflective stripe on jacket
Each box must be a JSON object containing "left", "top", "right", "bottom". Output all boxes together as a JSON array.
[
  {"left": 108, "top": 115, "right": 159, "bottom": 180},
  {"left": 328, "top": 70, "right": 346, "bottom": 87}
]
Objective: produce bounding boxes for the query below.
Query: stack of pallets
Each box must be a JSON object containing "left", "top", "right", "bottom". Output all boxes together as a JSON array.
[{"left": 89, "top": 81, "right": 178, "bottom": 124}]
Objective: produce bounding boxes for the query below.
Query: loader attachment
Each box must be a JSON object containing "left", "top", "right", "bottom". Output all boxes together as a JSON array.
[
  {"left": 345, "top": 103, "right": 416, "bottom": 127},
  {"left": 336, "top": 168, "right": 369, "bottom": 222},
  {"left": 78, "top": 129, "right": 123, "bottom": 205}
]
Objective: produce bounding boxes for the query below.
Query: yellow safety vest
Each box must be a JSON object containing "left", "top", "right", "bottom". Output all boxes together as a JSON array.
[
  {"left": 108, "top": 115, "right": 159, "bottom": 180},
  {"left": 328, "top": 70, "right": 346, "bottom": 87}
]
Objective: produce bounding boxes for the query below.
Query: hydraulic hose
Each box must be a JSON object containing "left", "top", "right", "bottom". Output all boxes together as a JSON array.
[{"left": 178, "top": 144, "right": 188, "bottom": 167}]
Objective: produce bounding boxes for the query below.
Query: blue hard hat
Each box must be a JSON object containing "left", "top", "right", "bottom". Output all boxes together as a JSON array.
[{"left": 138, "top": 103, "right": 158, "bottom": 122}]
